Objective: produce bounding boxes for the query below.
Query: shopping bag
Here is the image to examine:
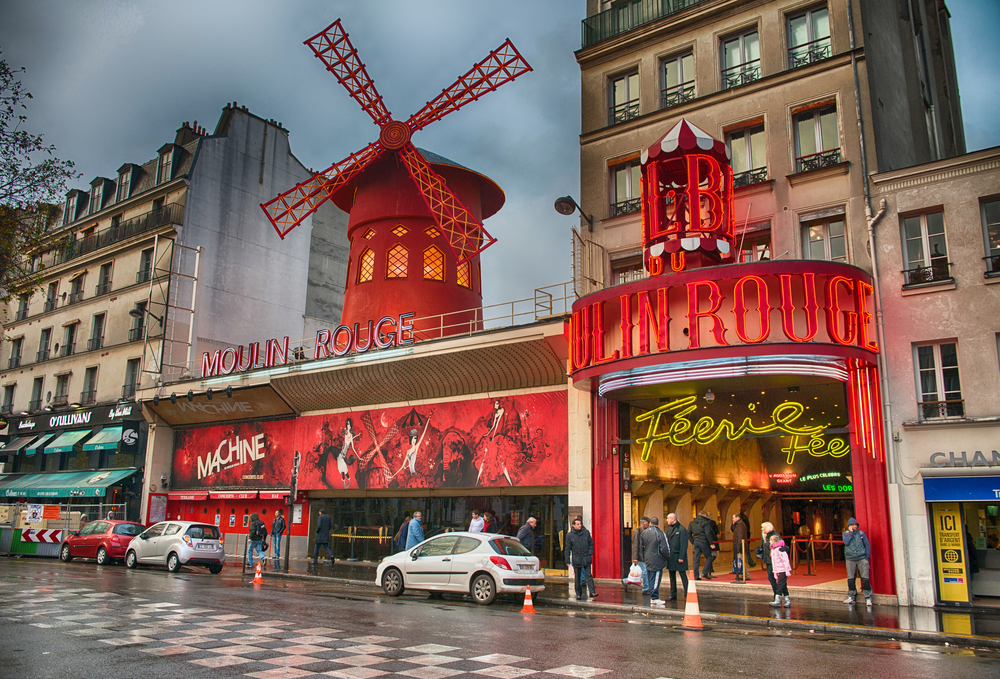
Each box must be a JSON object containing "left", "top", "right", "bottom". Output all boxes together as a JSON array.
[{"left": 626, "top": 564, "right": 643, "bottom": 586}]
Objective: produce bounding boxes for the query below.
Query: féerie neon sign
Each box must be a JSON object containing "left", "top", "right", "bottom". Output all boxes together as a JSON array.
[{"left": 635, "top": 395, "right": 850, "bottom": 464}]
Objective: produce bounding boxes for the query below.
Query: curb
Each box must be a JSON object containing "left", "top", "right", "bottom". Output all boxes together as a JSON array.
[{"left": 254, "top": 568, "right": 1000, "bottom": 649}]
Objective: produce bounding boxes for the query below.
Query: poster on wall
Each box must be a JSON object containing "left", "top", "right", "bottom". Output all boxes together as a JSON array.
[
  {"left": 931, "top": 502, "right": 971, "bottom": 605},
  {"left": 171, "top": 391, "right": 568, "bottom": 491}
]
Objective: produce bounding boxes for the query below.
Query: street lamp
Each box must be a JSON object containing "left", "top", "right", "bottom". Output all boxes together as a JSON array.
[
  {"left": 554, "top": 195, "right": 594, "bottom": 232},
  {"left": 129, "top": 305, "right": 163, "bottom": 325}
]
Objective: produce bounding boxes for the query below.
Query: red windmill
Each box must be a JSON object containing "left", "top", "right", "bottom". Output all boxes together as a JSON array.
[{"left": 261, "top": 20, "right": 531, "bottom": 341}]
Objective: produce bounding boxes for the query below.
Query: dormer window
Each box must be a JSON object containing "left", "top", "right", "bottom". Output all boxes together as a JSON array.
[
  {"left": 90, "top": 184, "right": 103, "bottom": 214},
  {"left": 158, "top": 149, "right": 173, "bottom": 184},
  {"left": 64, "top": 194, "right": 77, "bottom": 225},
  {"left": 117, "top": 169, "right": 132, "bottom": 202}
]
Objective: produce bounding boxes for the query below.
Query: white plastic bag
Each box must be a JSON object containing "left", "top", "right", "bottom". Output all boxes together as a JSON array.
[{"left": 626, "top": 564, "right": 643, "bottom": 586}]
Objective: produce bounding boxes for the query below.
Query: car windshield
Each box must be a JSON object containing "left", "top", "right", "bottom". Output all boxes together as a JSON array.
[
  {"left": 186, "top": 525, "right": 220, "bottom": 540},
  {"left": 489, "top": 537, "right": 532, "bottom": 556},
  {"left": 113, "top": 524, "right": 143, "bottom": 536}
]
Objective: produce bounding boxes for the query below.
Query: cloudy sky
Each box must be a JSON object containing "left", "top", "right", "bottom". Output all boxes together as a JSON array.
[{"left": 2, "top": 0, "right": 997, "bottom": 309}]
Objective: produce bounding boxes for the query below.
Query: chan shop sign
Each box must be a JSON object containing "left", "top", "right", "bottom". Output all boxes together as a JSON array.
[{"left": 568, "top": 261, "right": 878, "bottom": 376}]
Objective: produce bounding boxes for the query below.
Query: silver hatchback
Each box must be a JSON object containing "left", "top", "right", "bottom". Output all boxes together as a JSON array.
[{"left": 125, "top": 521, "right": 225, "bottom": 574}]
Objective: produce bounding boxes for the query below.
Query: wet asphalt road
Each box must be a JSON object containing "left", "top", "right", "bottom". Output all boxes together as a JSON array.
[{"left": 1, "top": 558, "right": 999, "bottom": 679}]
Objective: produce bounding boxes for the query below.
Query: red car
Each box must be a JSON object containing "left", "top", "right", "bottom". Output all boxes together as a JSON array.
[{"left": 60, "top": 519, "right": 146, "bottom": 565}]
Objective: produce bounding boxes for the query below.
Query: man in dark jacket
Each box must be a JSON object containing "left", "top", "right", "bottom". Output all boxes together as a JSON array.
[
  {"left": 313, "top": 508, "right": 334, "bottom": 565},
  {"left": 622, "top": 517, "right": 650, "bottom": 591},
  {"left": 842, "top": 517, "right": 873, "bottom": 606},
  {"left": 665, "top": 513, "right": 689, "bottom": 599},
  {"left": 564, "top": 517, "right": 597, "bottom": 600},
  {"left": 731, "top": 513, "right": 750, "bottom": 580},
  {"left": 247, "top": 512, "right": 267, "bottom": 568},
  {"left": 641, "top": 517, "right": 670, "bottom": 605},
  {"left": 517, "top": 517, "right": 537, "bottom": 554},
  {"left": 270, "top": 509, "right": 286, "bottom": 563},
  {"left": 688, "top": 510, "right": 718, "bottom": 579}
]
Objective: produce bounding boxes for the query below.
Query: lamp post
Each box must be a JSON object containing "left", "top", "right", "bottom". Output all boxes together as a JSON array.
[{"left": 554, "top": 195, "right": 594, "bottom": 232}]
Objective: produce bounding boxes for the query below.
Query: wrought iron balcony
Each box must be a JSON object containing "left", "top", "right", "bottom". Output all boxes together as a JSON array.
[
  {"left": 15, "top": 308, "right": 28, "bottom": 321},
  {"left": 87, "top": 336, "right": 104, "bottom": 351},
  {"left": 55, "top": 202, "right": 184, "bottom": 266},
  {"left": 920, "top": 399, "right": 965, "bottom": 420},
  {"left": 609, "top": 101, "right": 640, "bottom": 126},
  {"left": 52, "top": 393, "right": 69, "bottom": 406},
  {"left": 0, "top": 404, "right": 12, "bottom": 415},
  {"left": 43, "top": 298, "right": 58, "bottom": 312},
  {"left": 68, "top": 290, "right": 84, "bottom": 304},
  {"left": 95, "top": 278, "right": 112, "bottom": 295},
  {"left": 128, "top": 326, "right": 144, "bottom": 342},
  {"left": 136, "top": 267, "right": 152, "bottom": 284},
  {"left": 610, "top": 198, "right": 641, "bottom": 218},
  {"left": 733, "top": 167, "right": 768, "bottom": 188},
  {"left": 903, "top": 261, "right": 951, "bottom": 286},
  {"left": 28, "top": 398, "right": 42, "bottom": 411},
  {"left": 722, "top": 61, "right": 760, "bottom": 90},
  {"left": 7, "top": 356, "right": 21, "bottom": 369},
  {"left": 796, "top": 148, "right": 841, "bottom": 173},
  {"left": 58, "top": 343, "right": 75, "bottom": 357},
  {"left": 582, "top": 0, "right": 712, "bottom": 48},
  {"left": 36, "top": 349, "right": 50, "bottom": 362},
  {"left": 788, "top": 37, "right": 832, "bottom": 69},
  {"left": 985, "top": 254, "right": 1000, "bottom": 276},
  {"left": 122, "top": 383, "right": 137, "bottom": 400},
  {"left": 661, "top": 84, "right": 694, "bottom": 110},
  {"left": 80, "top": 389, "right": 97, "bottom": 405}
]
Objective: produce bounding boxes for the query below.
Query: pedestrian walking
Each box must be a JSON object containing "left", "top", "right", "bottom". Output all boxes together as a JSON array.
[
  {"left": 564, "top": 517, "right": 597, "bottom": 600},
  {"left": 247, "top": 512, "right": 267, "bottom": 568},
  {"left": 469, "top": 510, "right": 485, "bottom": 533},
  {"left": 688, "top": 510, "right": 718, "bottom": 579},
  {"left": 517, "top": 517, "right": 537, "bottom": 554},
  {"left": 759, "top": 521, "right": 782, "bottom": 599},
  {"left": 842, "top": 517, "right": 873, "bottom": 607},
  {"left": 405, "top": 510, "right": 425, "bottom": 549},
  {"left": 482, "top": 510, "right": 498, "bottom": 534},
  {"left": 731, "top": 513, "right": 751, "bottom": 580},
  {"left": 768, "top": 533, "right": 792, "bottom": 607},
  {"left": 270, "top": 509, "right": 286, "bottom": 562},
  {"left": 665, "top": 513, "right": 689, "bottom": 599},
  {"left": 313, "top": 508, "right": 334, "bottom": 564},
  {"left": 641, "top": 517, "right": 670, "bottom": 606},
  {"left": 393, "top": 513, "right": 411, "bottom": 553},
  {"left": 622, "top": 517, "right": 650, "bottom": 591}
]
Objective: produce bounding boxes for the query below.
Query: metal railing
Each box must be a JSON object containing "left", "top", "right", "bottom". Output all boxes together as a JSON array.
[
  {"left": 796, "top": 148, "right": 841, "bottom": 172},
  {"left": 53, "top": 203, "right": 184, "bottom": 266},
  {"left": 136, "top": 268, "right": 152, "bottom": 284},
  {"left": 7, "top": 356, "right": 21, "bottom": 369},
  {"left": 661, "top": 84, "right": 694, "bottom": 109},
  {"left": 68, "top": 290, "right": 84, "bottom": 304},
  {"left": 52, "top": 393, "right": 69, "bottom": 406},
  {"left": 95, "top": 278, "right": 112, "bottom": 295},
  {"left": 985, "top": 254, "right": 1000, "bottom": 275},
  {"left": 36, "top": 349, "right": 50, "bottom": 363},
  {"left": 903, "top": 261, "right": 951, "bottom": 286},
  {"left": 733, "top": 167, "right": 768, "bottom": 188},
  {"left": 58, "top": 342, "right": 75, "bottom": 357},
  {"left": 788, "top": 36, "right": 832, "bottom": 69},
  {"left": 582, "top": 0, "right": 711, "bottom": 48},
  {"left": 122, "top": 383, "right": 137, "bottom": 400},
  {"left": 15, "top": 308, "right": 28, "bottom": 321},
  {"left": 43, "top": 298, "right": 58, "bottom": 312},
  {"left": 128, "top": 326, "right": 144, "bottom": 342},
  {"left": 609, "top": 101, "right": 640, "bottom": 125},
  {"left": 0, "top": 404, "right": 12, "bottom": 415},
  {"left": 80, "top": 389, "right": 97, "bottom": 405},
  {"left": 28, "top": 398, "right": 42, "bottom": 411},
  {"left": 87, "top": 336, "right": 104, "bottom": 351},
  {"left": 609, "top": 198, "right": 641, "bottom": 217},
  {"left": 722, "top": 60, "right": 760, "bottom": 89},
  {"left": 920, "top": 399, "right": 965, "bottom": 419}
]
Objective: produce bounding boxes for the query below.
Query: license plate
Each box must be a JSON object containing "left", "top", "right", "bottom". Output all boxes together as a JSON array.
[
  {"left": 518, "top": 564, "right": 535, "bottom": 571},
  {"left": 196, "top": 544, "right": 214, "bottom": 550}
]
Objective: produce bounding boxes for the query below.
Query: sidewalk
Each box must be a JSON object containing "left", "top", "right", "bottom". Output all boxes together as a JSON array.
[{"left": 236, "top": 555, "right": 1000, "bottom": 648}]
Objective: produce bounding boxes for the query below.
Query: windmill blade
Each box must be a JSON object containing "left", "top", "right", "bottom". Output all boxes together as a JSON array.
[
  {"left": 305, "top": 19, "right": 392, "bottom": 127},
  {"left": 397, "top": 144, "right": 497, "bottom": 263},
  {"left": 379, "top": 423, "right": 400, "bottom": 449},
  {"left": 261, "top": 141, "right": 383, "bottom": 239},
  {"left": 405, "top": 39, "right": 532, "bottom": 134},
  {"left": 361, "top": 411, "right": 378, "bottom": 442}
]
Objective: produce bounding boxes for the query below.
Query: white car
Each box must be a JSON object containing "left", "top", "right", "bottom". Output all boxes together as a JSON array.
[
  {"left": 376, "top": 531, "right": 544, "bottom": 605},
  {"left": 125, "top": 521, "right": 225, "bottom": 574}
]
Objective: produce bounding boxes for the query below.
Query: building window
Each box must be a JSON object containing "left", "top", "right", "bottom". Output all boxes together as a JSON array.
[
  {"left": 902, "top": 211, "right": 950, "bottom": 285},
  {"left": 117, "top": 170, "right": 131, "bottom": 202},
  {"left": 726, "top": 124, "right": 767, "bottom": 187},
  {"left": 128, "top": 302, "right": 146, "bottom": 342},
  {"left": 794, "top": 105, "right": 840, "bottom": 171},
  {"left": 609, "top": 70, "right": 639, "bottom": 125},
  {"left": 722, "top": 29, "right": 760, "bottom": 89},
  {"left": 610, "top": 157, "right": 641, "bottom": 217},
  {"left": 363, "top": 228, "right": 376, "bottom": 239},
  {"left": 611, "top": 257, "right": 648, "bottom": 287},
  {"left": 61, "top": 323, "right": 78, "bottom": 357},
  {"left": 425, "top": 226, "right": 441, "bottom": 238},
  {"left": 916, "top": 342, "right": 964, "bottom": 419},
  {"left": 123, "top": 359, "right": 140, "bottom": 400},
  {"left": 137, "top": 248, "right": 153, "bottom": 283},
  {"left": 788, "top": 6, "right": 831, "bottom": 69},
  {"left": 358, "top": 248, "right": 375, "bottom": 283},
  {"left": 661, "top": 53, "right": 694, "bottom": 109},
  {"left": 54, "top": 375, "right": 70, "bottom": 405},
  {"left": 97, "top": 262, "right": 112, "bottom": 295},
  {"left": 423, "top": 246, "right": 444, "bottom": 281},
  {"left": 158, "top": 151, "right": 173, "bottom": 184},
  {"left": 44, "top": 281, "right": 59, "bottom": 312},
  {"left": 1, "top": 385, "right": 14, "bottom": 414},
  {"left": 69, "top": 275, "right": 85, "bottom": 304},
  {"left": 7, "top": 337, "right": 22, "bottom": 369},
  {"left": 64, "top": 195, "right": 76, "bottom": 225},
  {"left": 391, "top": 225, "right": 408, "bottom": 237},
  {"left": 90, "top": 184, "right": 103, "bottom": 214},
  {"left": 803, "top": 217, "right": 846, "bottom": 262},
  {"left": 982, "top": 198, "right": 1000, "bottom": 275},
  {"left": 457, "top": 260, "right": 472, "bottom": 288},
  {"left": 386, "top": 244, "right": 408, "bottom": 279},
  {"left": 29, "top": 377, "right": 43, "bottom": 411},
  {"left": 89, "top": 314, "right": 105, "bottom": 351},
  {"left": 739, "top": 232, "right": 772, "bottom": 262},
  {"left": 15, "top": 294, "right": 29, "bottom": 321},
  {"left": 37, "top": 327, "right": 51, "bottom": 362},
  {"left": 81, "top": 367, "right": 98, "bottom": 405}
]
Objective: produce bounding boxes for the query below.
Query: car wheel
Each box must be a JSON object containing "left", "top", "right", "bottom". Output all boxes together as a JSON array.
[
  {"left": 125, "top": 550, "right": 138, "bottom": 569},
  {"left": 381, "top": 567, "right": 405, "bottom": 597},
  {"left": 167, "top": 552, "right": 181, "bottom": 573},
  {"left": 60, "top": 544, "right": 72, "bottom": 562},
  {"left": 209, "top": 565, "right": 223, "bottom": 574},
  {"left": 471, "top": 573, "right": 496, "bottom": 605},
  {"left": 96, "top": 547, "right": 110, "bottom": 566}
]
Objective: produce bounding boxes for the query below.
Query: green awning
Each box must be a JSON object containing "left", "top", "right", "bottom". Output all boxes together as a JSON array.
[
  {"left": 44, "top": 429, "right": 94, "bottom": 454},
  {"left": 0, "top": 435, "right": 40, "bottom": 454},
  {"left": 0, "top": 469, "right": 140, "bottom": 498},
  {"left": 82, "top": 426, "right": 123, "bottom": 451},
  {"left": 24, "top": 432, "right": 58, "bottom": 456}
]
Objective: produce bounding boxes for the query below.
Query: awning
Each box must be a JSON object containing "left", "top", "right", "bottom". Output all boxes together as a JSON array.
[
  {"left": 0, "top": 435, "right": 41, "bottom": 454},
  {"left": 0, "top": 468, "right": 140, "bottom": 498},
  {"left": 259, "top": 491, "right": 289, "bottom": 500},
  {"left": 167, "top": 490, "right": 209, "bottom": 501},
  {"left": 209, "top": 491, "right": 258, "bottom": 500},
  {"left": 923, "top": 474, "right": 1000, "bottom": 503},
  {"left": 82, "top": 426, "right": 123, "bottom": 451},
  {"left": 25, "top": 432, "right": 58, "bottom": 455},
  {"left": 44, "top": 429, "right": 94, "bottom": 454}
]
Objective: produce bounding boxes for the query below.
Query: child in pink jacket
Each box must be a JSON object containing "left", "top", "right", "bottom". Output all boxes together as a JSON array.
[{"left": 769, "top": 533, "right": 792, "bottom": 607}]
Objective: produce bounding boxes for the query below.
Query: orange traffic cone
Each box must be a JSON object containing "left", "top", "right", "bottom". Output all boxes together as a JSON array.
[
  {"left": 252, "top": 562, "right": 263, "bottom": 585},
  {"left": 520, "top": 585, "right": 536, "bottom": 614},
  {"left": 674, "top": 571, "right": 709, "bottom": 631}
]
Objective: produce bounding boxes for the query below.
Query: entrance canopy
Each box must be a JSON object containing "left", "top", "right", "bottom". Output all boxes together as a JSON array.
[
  {"left": 0, "top": 469, "right": 139, "bottom": 498},
  {"left": 82, "top": 426, "right": 123, "bottom": 451},
  {"left": 24, "top": 432, "right": 58, "bottom": 455},
  {"left": 0, "top": 435, "right": 41, "bottom": 454},
  {"left": 44, "top": 429, "right": 94, "bottom": 454}
]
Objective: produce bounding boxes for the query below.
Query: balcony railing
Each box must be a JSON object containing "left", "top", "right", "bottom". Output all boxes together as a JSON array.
[
  {"left": 985, "top": 254, "right": 1000, "bottom": 276},
  {"left": 733, "top": 167, "right": 768, "bottom": 188},
  {"left": 15, "top": 308, "right": 28, "bottom": 321},
  {"left": 51, "top": 203, "right": 184, "bottom": 267},
  {"left": 28, "top": 398, "right": 42, "bottom": 411},
  {"left": 59, "top": 343, "right": 75, "bottom": 357},
  {"left": 0, "top": 404, "right": 12, "bottom": 415},
  {"left": 661, "top": 84, "right": 695, "bottom": 110},
  {"left": 609, "top": 101, "right": 640, "bottom": 126},
  {"left": 87, "top": 336, "right": 104, "bottom": 351},
  {"left": 95, "top": 278, "right": 112, "bottom": 295},
  {"left": 722, "top": 60, "right": 761, "bottom": 89},
  {"left": 68, "top": 290, "right": 84, "bottom": 304},
  {"left": 7, "top": 356, "right": 21, "bottom": 369},
  {"left": 136, "top": 267, "right": 152, "bottom": 284},
  {"left": 796, "top": 148, "right": 841, "bottom": 173},
  {"left": 582, "top": 0, "right": 711, "bottom": 48},
  {"left": 80, "top": 389, "right": 97, "bottom": 405},
  {"left": 128, "top": 326, "right": 144, "bottom": 342},
  {"left": 920, "top": 399, "right": 965, "bottom": 419},
  {"left": 52, "top": 393, "right": 69, "bottom": 406},
  {"left": 788, "top": 37, "right": 832, "bottom": 69},
  {"left": 609, "top": 198, "right": 641, "bottom": 218},
  {"left": 36, "top": 349, "right": 50, "bottom": 362},
  {"left": 122, "top": 383, "right": 137, "bottom": 400},
  {"left": 43, "top": 298, "right": 58, "bottom": 312},
  {"left": 903, "top": 261, "right": 951, "bottom": 286}
]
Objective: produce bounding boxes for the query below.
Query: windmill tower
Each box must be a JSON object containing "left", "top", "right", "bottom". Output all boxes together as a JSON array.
[{"left": 261, "top": 20, "right": 530, "bottom": 340}]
